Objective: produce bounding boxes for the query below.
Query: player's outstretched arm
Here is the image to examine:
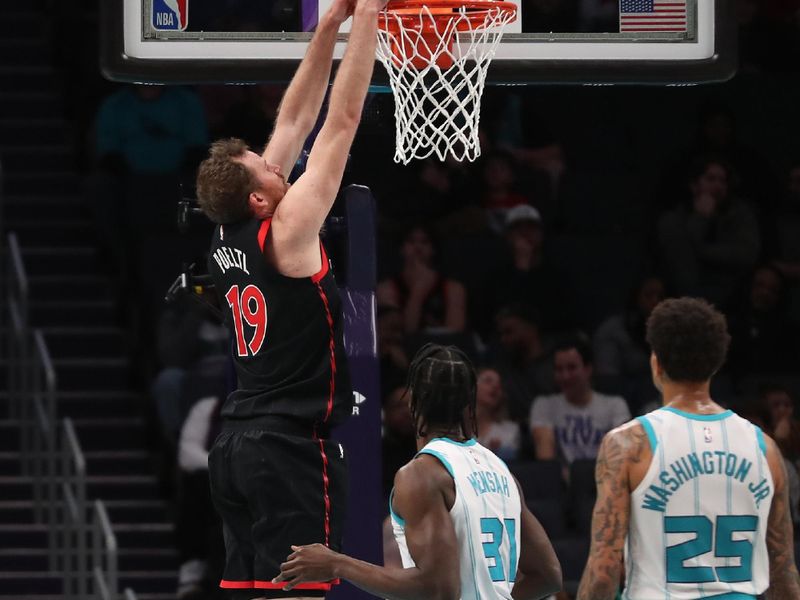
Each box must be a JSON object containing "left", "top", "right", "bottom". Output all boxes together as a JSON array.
[
  {"left": 262, "top": 0, "right": 354, "bottom": 176},
  {"left": 274, "top": 455, "right": 460, "bottom": 600},
  {"left": 763, "top": 435, "right": 800, "bottom": 599},
  {"left": 576, "top": 422, "right": 646, "bottom": 600},
  {"left": 511, "top": 478, "right": 562, "bottom": 600},
  {"left": 270, "top": 0, "right": 383, "bottom": 260}
]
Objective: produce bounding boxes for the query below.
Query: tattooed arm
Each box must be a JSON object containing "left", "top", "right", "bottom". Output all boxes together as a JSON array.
[
  {"left": 576, "top": 421, "right": 649, "bottom": 600},
  {"left": 764, "top": 435, "right": 800, "bottom": 599}
]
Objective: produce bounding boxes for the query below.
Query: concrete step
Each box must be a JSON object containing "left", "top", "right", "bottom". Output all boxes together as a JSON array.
[
  {"left": 2, "top": 195, "right": 88, "bottom": 222},
  {"left": 0, "top": 497, "right": 169, "bottom": 525},
  {"left": 0, "top": 390, "right": 140, "bottom": 420},
  {"left": 0, "top": 521, "right": 174, "bottom": 548},
  {"left": 0, "top": 569, "right": 177, "bottom": 595},
  {"left": 0, "top": 39, "right": 50, "bottom": 65},
  {"left": 0, "top": 449, "right": 151, "bottom": 477},
  {"left": 0, "top": 93, "right": 60, "bottom": 118},
  {"left": 0, "top": 68, "right": 59, "bottom": 94},
  {"left": 0, "top": 418, "right": 146, "bottom": 452},
  {"left": 0, "top": 547, "right": 179, "bottom": 574},
  {"left": 28, "top": 274, "right": 113, "bottom": 301},
  {"left": 43, "top": 326, "right": 127, "bottom": 358},
  {"left": 29, "top": 300, "right": 116, "bottom": 327},
  {"left": 0, "top": 475, "right": 163, "bottom": 502},
  {"left": 19, "top": 246, "right": 103, "bottom": 276},
  {"left": 3, "top": 171, "right": 81, "bottom": 196},
  {"left": 0, "top": 145, "right": 73, "bottom": 172}
]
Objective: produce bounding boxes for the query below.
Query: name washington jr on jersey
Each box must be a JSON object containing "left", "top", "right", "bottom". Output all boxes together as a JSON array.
[
  {"left": 212, "top": 246, "right": 250, "bottom": 275},
  {"left": 640, "top": 448, "right": 772, "bottom": 513}
]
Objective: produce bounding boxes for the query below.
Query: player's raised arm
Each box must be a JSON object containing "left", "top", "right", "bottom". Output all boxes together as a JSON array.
[
  {"left": 269, "top": 0, "right": 383, "bottom": 269},
  {"left": 510, "top": 478, "right": 562, "bottom": 600},
  {"left": 262, "top": 0, "right": 355, "bottom": 176},
  {"left": 274, "top": 456, "right": 461, "bottom": 600},
  {"left": 763, "top": 435, "right": 800, "bottom": 599},
  {"left": 576, "top": 422, "right": 646, "bottom": 600}
]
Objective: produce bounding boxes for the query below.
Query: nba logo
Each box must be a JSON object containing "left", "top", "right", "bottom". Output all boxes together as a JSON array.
[{"left": 152, "top": 0, "right": 188, "bottom": 31}]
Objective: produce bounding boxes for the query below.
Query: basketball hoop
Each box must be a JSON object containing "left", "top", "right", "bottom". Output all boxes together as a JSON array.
[{"left": 376, "top": 0, "right": 517, "bottom": 164}]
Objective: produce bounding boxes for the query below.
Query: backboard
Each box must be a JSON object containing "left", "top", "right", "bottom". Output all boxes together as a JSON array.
[{"left": 101, "top": 0, "right": 736, "bottom": 84}]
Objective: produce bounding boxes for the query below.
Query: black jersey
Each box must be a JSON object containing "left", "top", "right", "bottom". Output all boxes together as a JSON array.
[{"left": 208, "top": 218, "right": 353, "bottom": 428}]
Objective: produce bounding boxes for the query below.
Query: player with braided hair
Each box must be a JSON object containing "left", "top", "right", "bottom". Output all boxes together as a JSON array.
[{"left": 274, "top": 344, "right": 562, "bottom": 600}]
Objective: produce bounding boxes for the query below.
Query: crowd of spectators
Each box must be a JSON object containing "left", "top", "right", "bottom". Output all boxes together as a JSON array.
[{"left": 58, "top": 2, "right": 799, "bottom": 596}]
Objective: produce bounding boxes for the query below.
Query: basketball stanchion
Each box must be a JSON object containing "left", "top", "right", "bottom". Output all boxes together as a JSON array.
[{"left": 376, "top": 0, "right": 517, "bottom": 163}]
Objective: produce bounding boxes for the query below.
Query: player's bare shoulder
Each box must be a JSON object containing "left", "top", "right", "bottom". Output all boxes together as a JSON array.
[{"left": 596, "top": 418, "right": 652, "bottom": 490}]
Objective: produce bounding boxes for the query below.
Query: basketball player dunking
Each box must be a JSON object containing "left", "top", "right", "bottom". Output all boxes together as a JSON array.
[
  {"left": 194, "top": 0, "right": 386, "bottom": 598},
  {"left": 273, "top": 345, "right": 563, "bottom": 600},
  {"left": 577, "top": 298, "right": 800, "bottom": 600}
]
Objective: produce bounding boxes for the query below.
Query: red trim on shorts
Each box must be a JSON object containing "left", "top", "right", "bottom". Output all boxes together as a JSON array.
[
  {"left": 220, "top": 580, "right": 255, "bottom": 589},
  {"left": 220, "top": 580, "right": 340, "bottom": 590},
  {"left": 255, "top": 579, "right": 340, "bottom": 590},
  {"left": 257, "top": 219, "right": 272, "bottom": 253},
  {"left": 311, "top": 243, "right": 330, "bottom": 283},
  {"left": 316, "top": 438, "right": 333, "bottom": 546},
  {"left": 313, "top": 280, "right": 336, "bottom": 424}
]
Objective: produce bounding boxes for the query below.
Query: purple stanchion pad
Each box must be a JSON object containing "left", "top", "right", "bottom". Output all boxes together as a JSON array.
[{"left": 330, "top": 186, "right": 383, "bottom": 600}]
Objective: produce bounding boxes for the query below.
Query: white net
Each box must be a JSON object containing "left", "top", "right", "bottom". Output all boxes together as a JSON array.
[{"left": 376, "top": 3, "right": 516, "bottom": 164}]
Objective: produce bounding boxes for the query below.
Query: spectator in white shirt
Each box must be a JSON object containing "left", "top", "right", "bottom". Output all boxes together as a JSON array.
[{"left": 529, "top": 336, "right": 630, "bottom": 467}]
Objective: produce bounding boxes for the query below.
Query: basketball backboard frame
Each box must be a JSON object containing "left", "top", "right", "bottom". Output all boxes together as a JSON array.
[{"left": 101, "top": 0, "right": 737, "bottom": 85}]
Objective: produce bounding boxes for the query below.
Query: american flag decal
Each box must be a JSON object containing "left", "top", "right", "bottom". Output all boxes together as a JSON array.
[{"left": 620, "top": 0, "right": 687, "bottom": 32}]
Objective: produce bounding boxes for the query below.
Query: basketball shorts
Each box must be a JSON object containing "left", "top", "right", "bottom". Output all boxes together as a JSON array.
[{"left": 208, "top": 418, "right": 348, "bottom": 599}]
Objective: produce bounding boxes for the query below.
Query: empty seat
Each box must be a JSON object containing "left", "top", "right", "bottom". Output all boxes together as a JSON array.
[{"left": 569, "top": 459, "right": 596, "bottom": 534}]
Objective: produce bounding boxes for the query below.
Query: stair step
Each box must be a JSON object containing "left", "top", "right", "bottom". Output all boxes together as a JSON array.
[
  {"left": 55, "top": 358, "right": 133, "bottom": 392},
  {"left": 0, "top": 145, "right": 73, "bottom": 172},
  {"left": 0, "top": 390, "right": 140, "bottom": 420},
  {"left": 0, "top": 449, "right": 151, "bottom": 477},
  {"left": 0, "top": 39, "right": 50, "bottom": 64},
  {"left": 0, "top": 547, "right": 179, "bottom": 574},
  {"left": 0, "top": 356, "right": 131, "bottom": 391},
  {"left": 0, "top": 418, "right": 146, "bottom": 452},
  {"left": 0, "top": 475, "right": 162, "bottom": 502},
  {"left": 0, "top": 570, "right": 177, "bottom": 595},
  {"left": 3, "top": 171, "right": 81, "bottom": 195},
  {"left": 0, "top": 521, "right": 174, "bottom": 547},
  {"left": 0, "top": 497, "right": 168, "bottom": 525},
  {"left": 2, "top": 195, "right": 88, "bottom": 222},
  {"left": 19, "top": 246, "right": 102, "bottom": 276},
  {"left": 0, "top": 93, "right": 60, "bottom": 118},
  {"left": 43, "top": 326, "right": 127, "bottom": 358},
  {"left": 12, "top": 224, "right": 97, "bottom": 250},
  {"left": 29, "top": 300, "right": 116, "bottom": 327},
  {"left": 0, "top": 68, "right": 59, "bottom": 94},
  {"left": 28, "top": 274, "right": 113, "bottom": 301}
]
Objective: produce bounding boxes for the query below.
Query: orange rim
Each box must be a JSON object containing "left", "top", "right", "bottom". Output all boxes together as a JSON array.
[{"left": 379, "top": 0, "right": 517, "bottom": 33}]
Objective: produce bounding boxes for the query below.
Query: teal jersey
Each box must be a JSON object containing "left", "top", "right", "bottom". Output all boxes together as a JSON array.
[
  {"left": 624, "top": 408, "right": 773, "bottom": 600},
  {"left": 391, "top": 438, "right": 522, "bottom": 599}
]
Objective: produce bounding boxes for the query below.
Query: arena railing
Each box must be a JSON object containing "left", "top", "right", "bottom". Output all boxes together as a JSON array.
[
  {"left": 30, "top": 329, "right": 58, "bottom": 567},
  {"left": 92, "top": 499, "right": 118, "bottom": 600},
  {"left": 61, "top": 417, "right": 88, "bottom": 599},
  {"left": 6, "top": 232, "right": 29, "bottom": 423}
]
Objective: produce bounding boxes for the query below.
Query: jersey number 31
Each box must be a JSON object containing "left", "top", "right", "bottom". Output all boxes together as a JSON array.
[{"left": 481, "top": 517, "right": 518, "bottom": 583}]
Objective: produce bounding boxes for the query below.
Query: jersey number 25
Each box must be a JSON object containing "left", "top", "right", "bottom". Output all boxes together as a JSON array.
[{"left": 666, "top": 514, "right": 758, "bottom": 584}]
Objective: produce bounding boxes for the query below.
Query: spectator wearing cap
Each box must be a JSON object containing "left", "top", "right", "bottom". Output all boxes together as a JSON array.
[
  {"left": 529, "top": 336, "right": 630, "bottom": 468},
  {"left": 490, "top": 204, "right": 573, "bottom": 332}
]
